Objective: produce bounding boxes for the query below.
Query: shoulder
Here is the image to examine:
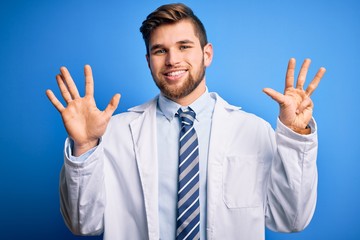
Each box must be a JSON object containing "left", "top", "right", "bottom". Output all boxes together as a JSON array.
[
  {"left": 109, "top": 96, "right": 158, "bottom": 125},
  {"left": 212, "top": 92, "right": 271, "bottom": 129}
]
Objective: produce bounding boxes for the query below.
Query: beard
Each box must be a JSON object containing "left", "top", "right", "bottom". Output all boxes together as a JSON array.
[{"left": 151, "top": 61, "right": 206, "bottom": 101}]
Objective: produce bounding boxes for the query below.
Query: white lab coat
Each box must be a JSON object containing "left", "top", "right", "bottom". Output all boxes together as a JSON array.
[{"left": 60, "top": 93, "right": 318, "bottom": 240}]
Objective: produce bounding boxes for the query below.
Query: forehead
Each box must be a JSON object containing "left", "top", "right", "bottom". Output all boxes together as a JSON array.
[{"left": 149, "top": 19, "right": 200, "bottom": 47}]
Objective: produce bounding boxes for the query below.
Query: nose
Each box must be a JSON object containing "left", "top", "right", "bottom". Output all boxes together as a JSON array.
[{"left": 165, "top": 49, "right": 180, "bottom": 66}]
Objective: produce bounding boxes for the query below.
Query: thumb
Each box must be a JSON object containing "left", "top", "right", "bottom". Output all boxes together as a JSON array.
[
  {"left": 104, "top": 93, "right": 121, "bottom": 117},
  {"left": 263, "top": 88, "right": 284, "bottom": 105}
]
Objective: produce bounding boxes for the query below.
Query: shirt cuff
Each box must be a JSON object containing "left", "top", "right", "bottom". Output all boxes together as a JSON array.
[{"left": 65, "top": 138, "right": 99, "bottom": 163}]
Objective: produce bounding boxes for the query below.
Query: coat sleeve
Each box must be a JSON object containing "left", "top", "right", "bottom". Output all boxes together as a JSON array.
[
  {"left": 59, "top": 138, "right": 105, "bottom": 236},
  {"left": 265, "top": 118, "right": 318, "bottom": 232}
]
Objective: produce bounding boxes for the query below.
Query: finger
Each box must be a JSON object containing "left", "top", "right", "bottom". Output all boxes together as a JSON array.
[
  {"left": 305, "top": 67, "right": 326, "bottom": 96},
  {"left": 263, "top": 88, "right": 285, "bottom": 105},
  {"left": 45, "top": 89, "right": 65, "bottom": 112},
  {"left": 84, "top": 65, "right": 94, "bottom": 97},
  {"left": 60, "top": 66, "right": 81, "bottom": 99},
  {"left": 285, "top": 58, "right": 296, "bottom": 90},
  {"left": 56, "top": 74, "right": 73, "bottom": 103},
  {"left": 297, "top": 97, "right": 313, "bottom": 114},
  {"left": 104, "top": 93, "right": 121, "bottom": 117},
  {"left": 296, "top": 58, "right": 311, "bottom": 89}
]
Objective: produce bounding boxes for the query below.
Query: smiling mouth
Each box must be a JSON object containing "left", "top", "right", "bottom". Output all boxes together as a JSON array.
[{"left": 164, "top": 70, "right": 187, "bottom": 77}]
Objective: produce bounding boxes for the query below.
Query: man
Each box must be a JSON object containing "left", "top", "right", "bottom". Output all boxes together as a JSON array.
[{"left": 46, "top": 3, "right": 326, "bottom": 240}]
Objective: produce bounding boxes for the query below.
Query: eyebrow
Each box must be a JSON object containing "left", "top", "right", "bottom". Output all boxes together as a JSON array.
[
  {"left": 150, "top": 39, "right": 196, "bottom": 52},
  {"left": 178, "top": 39, "right": 195, "bottom": 45}
]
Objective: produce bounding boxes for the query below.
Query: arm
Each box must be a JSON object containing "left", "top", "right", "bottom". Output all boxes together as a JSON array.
[
  {"left": 263, "top": 58, "right": 325, "bottom": 231},
  {"left": 60, "top": 139, "right": 106, "bottom": 235},
  {"left": 46, "top": 65, "right": 120, "bottom": 234},
  {"left": 265, "top": 118, "right": 318, "bottom": 232}
]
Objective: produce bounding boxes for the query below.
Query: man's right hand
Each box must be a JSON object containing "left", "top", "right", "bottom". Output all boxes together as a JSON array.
[{"left": 46, "top": 65, "right": 120, "bottom": 157}]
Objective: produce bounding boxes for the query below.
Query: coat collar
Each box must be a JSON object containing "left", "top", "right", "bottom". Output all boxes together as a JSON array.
[
  {"left": 128, "top": 92, "right": 241, "bottom": 113},
  {"left": 128, "top": 96, "right": 159, "bottom": 113}
]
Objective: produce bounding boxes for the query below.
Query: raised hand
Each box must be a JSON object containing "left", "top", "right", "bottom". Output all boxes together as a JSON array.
[
  {"left": 46, "top": 65, "right": 120, "bottom": 156},
  {"left": 263, "top": 58, "right": 326, "bottom": 134}
]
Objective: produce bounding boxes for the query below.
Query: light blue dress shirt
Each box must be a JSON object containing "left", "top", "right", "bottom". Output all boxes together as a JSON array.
[{"left": 156, "top": 90, "right": 215, "bottom": 239}]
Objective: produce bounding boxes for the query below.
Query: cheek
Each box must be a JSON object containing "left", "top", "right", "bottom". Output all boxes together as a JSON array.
[
  {"left": 149, "top": 59, "right": 161, "bottom": 73},
  {"left": 185, "top": 53, "right": 199, "bottom": 66},
  {"left": 195, "top": 50, "right": 206, "bottom": 63},
  {"left": 190, "top": 54, "right": 205, "bottom": 69}
]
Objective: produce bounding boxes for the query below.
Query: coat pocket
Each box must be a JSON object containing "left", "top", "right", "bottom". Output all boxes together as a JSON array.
[{"left": 222, "top": 155, "right": 264, "bottom": 209}]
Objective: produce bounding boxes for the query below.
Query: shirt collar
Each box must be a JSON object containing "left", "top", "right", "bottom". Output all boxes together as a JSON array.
[{"left": 157, "top": 88, "right": 213, "bottom": 122}]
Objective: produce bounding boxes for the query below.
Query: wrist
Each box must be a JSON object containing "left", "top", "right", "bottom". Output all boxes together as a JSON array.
[
  {"left": 290, "top": 124, "right": 311, "bottom": 135},
  {"left": 73, "top": 139, "right": 99, "bottom": 157}
]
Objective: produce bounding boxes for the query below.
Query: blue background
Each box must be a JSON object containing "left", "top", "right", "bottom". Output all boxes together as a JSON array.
[{"left": 1, "top": 0, "right": 359, "bottom": 239}]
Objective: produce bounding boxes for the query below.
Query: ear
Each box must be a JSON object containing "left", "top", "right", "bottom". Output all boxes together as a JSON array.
[
  {"left": 203, "top": 43, "right": 213, "bottom": 67},
  {"left": 146, "top": 54, "right": 150, "bottom": 69}
]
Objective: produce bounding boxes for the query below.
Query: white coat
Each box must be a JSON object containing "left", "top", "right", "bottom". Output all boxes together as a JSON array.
[{"left": 60, "top": 93, "right": 318, "bottom": 240}]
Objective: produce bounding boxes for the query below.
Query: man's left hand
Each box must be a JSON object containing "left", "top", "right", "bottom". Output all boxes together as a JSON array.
[{"left": 263, "top": 58, "right": 326, "bottom": 134}]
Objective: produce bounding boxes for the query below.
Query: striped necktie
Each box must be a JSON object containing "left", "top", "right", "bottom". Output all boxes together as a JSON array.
[{"left": 176, "top": 107, "right": 200, "bottom": 240}]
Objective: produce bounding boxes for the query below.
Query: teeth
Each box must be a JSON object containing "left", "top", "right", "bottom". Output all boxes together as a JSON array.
[{"left": 167, "top": 70, "right": 185, "bottom": 76}]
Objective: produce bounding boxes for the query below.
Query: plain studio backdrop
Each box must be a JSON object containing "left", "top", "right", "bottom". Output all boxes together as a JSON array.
[{"left": 0, "top": 0, "right": 359, "bottom": 239}]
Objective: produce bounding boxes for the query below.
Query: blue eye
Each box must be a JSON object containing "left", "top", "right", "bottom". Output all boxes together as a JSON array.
[
  {"left": 180, "top": 45, "right": 190, "bottom": 50},
  {"left": 154, "top": 49, "right": 166, "bottom": 55}
]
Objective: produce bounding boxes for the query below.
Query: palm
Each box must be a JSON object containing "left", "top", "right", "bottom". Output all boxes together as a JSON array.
[
  {"left": 263, "top": 58, "right": 326, "bottom": 132},
  {"left": 46, "top": 65, "right": 120, "bottom": 155},
  {"left": 279, "top": 88, "right": 313, "bottom": 129},
  {"left": 61, "top": 96, "right": 108, "bottom": 144}
]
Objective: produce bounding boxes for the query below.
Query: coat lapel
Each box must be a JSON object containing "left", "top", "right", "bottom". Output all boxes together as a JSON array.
[
  {"left": 129, "top": 98, "right": 160, "bottom": 240},
  {"left": 206, "top": 93, "right": 240, "bottom": 239}
]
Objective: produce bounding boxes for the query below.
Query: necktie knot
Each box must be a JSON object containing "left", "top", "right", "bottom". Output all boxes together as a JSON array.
[{"left": 178, "top": 108, "right": 196, "bottom": 127}]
